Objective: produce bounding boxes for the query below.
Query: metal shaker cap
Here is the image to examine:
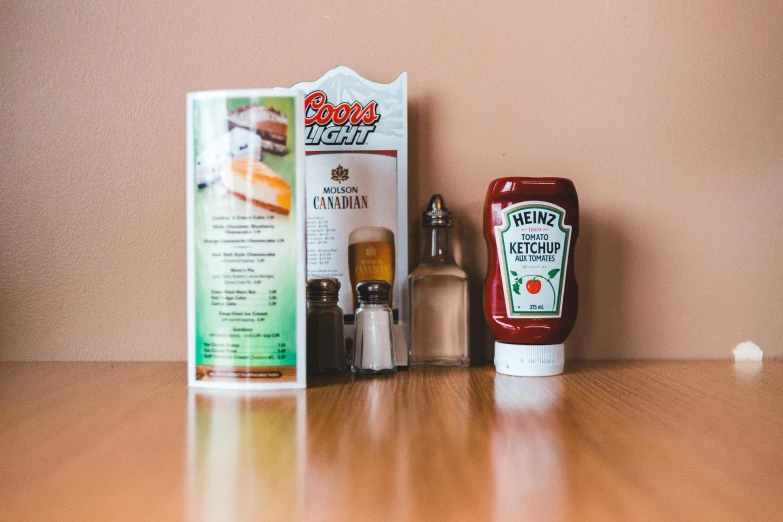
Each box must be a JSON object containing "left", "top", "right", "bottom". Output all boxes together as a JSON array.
[
  {"left": 306, "top": 278, "right": 340, "bottom": 303},
  {"left": 422, "top": 194, "right": 453, "bottom": 227},
  {"left": 356, "top": 280, "right": 392, "bottom": 305}
]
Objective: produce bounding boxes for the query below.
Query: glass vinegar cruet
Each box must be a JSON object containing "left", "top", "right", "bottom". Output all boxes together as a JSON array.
[{"left": 408, "top": 195, "right": 470, "bottom": 367}]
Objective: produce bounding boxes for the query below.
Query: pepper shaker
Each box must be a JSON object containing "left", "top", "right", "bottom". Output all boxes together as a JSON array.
[
  {"left": 306, "top": 278, "right": 346, "bottom": 374},
  {"left": 352, "top": 280, "right": 396, "bottom": 375}
]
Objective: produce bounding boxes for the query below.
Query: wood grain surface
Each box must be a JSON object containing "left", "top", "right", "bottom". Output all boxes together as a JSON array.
[{"left": 1, "top": 361, "right": 782, "bottom": 521}]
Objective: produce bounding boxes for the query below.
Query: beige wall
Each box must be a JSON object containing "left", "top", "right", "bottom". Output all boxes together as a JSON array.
[{"left": 1, "top": 1, "right": 781, "bottom": 361}]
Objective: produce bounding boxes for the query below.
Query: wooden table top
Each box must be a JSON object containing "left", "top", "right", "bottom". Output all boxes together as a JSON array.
[{"left": 1, "top": 361, "right": 781, "bottom": 521}]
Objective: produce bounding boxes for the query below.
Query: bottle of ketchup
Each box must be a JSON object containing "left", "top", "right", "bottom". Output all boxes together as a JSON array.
[{"left": 483, "top": 178, "right": 579, "bottom": 376}]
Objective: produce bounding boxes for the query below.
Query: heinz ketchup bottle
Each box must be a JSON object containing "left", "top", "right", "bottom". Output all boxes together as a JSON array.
[{"left": 483, "top": 178, "right": 579, "bottom": 376}]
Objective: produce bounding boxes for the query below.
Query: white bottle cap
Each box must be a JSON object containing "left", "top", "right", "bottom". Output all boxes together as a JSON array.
[{"left": 494, "top": 341, "right": 565, "bottom": 377}]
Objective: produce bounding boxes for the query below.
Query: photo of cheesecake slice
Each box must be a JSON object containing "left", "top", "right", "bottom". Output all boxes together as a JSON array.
[
  {"left": 227, "top": 105, "right": 288, "bottom": 155},
  {"left": 221, "top": 158, "right": 291, "bottom": 215}
]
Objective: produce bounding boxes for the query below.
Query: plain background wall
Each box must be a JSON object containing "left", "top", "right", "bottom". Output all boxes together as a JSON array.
[{"left": 1, "top": 1, "right": 781, "bottom": 361}]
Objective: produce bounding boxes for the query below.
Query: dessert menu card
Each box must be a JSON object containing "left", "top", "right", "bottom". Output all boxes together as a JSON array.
[{"left": 187, "top": 89, "right": 306, "bottom": 389}]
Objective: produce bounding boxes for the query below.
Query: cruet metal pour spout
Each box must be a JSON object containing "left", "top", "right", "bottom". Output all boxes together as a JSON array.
[{"left": 423, "top": 194, "right": 453, "bottom": 227}]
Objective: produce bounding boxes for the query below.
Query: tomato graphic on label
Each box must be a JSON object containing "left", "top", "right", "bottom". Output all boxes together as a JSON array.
[
  {"left": 526, "top": 278, "right": 542, "bottom": 294},
  {"left": 510, "top": 269, "right": 562, "bottom": 308}
]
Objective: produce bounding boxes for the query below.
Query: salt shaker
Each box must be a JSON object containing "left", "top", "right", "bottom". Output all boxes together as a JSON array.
[
  {"left": 306, "top": 278, "right": 346, "bottom": 374},
  {"left": 352, "top": 280, "right": 396, "bottom": 375}
]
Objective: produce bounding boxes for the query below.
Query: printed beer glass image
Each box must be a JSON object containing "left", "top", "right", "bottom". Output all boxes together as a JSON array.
[{"left": 348, "top": 226, "right": 395, "bottom": 310}]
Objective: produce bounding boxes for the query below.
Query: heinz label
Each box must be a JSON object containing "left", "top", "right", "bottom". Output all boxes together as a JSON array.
[
  {"left": 292, "top": 67, "right": 409, "bottom": 365},
  {"left": 495, "top": 201, "right": 572, "bottom": 318}
]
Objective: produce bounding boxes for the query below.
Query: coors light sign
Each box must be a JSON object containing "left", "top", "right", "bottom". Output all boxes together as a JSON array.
[{"left": 292, "top": 67, "right": 409, "bottom": 365}]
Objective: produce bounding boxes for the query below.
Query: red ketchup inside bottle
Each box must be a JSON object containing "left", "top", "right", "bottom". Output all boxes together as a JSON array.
[{"left": 483, "top": 177, "right": 579, "bottom": 376}]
